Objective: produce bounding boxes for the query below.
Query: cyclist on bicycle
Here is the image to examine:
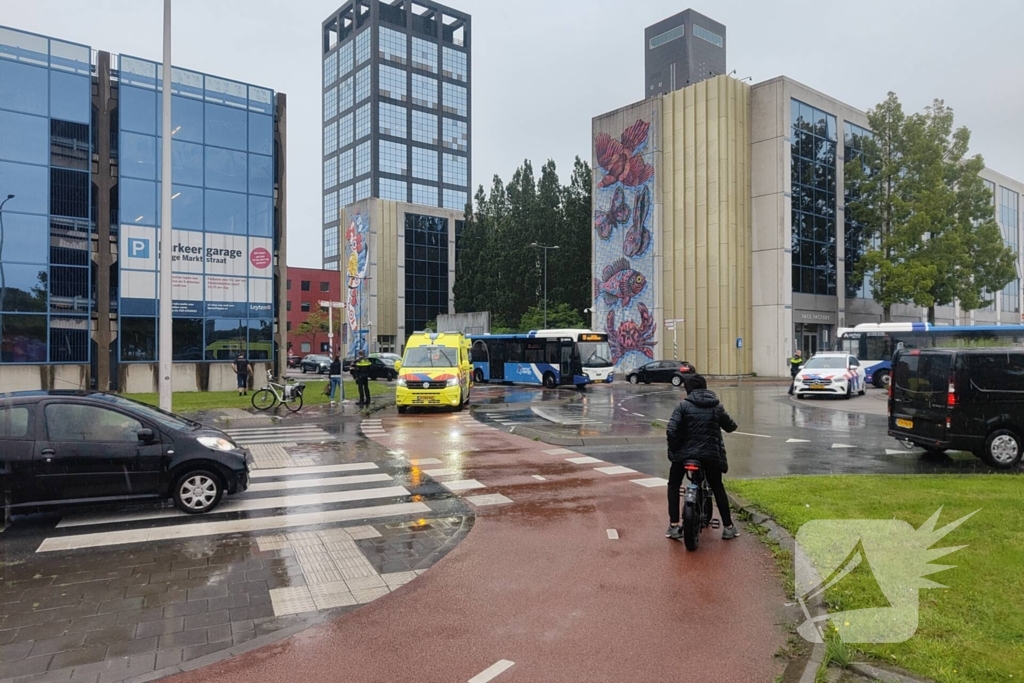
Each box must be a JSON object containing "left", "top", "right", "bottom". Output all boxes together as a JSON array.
[{"left": 665, "top": 374, "right": 739, "bottom": 541}]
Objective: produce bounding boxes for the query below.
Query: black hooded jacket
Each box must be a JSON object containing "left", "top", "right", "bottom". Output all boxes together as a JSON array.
[{"left": 665, "top": 389, "right": 738, "bottom": 471}]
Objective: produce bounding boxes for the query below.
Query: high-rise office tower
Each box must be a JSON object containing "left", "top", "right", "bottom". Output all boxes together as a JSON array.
[
  {"left": 321, "top": 0, "right": 471, "bottom": 270},
  {"left": 644, "top": 9, "right": 725, "bottom": 97}
]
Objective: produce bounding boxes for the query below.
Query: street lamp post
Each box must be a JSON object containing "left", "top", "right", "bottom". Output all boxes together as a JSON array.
[
  {"left": 529, "top": 242, "right": 559, "bottom": 328},
  {"left": 157, "top": 0, "right": 174, "bottom": 411},
  {"left": 0, "top": 194, "right": 15, "bottom": 349},
  {"left": 318, "top": 300, "right": 345, "bottom": 355}
]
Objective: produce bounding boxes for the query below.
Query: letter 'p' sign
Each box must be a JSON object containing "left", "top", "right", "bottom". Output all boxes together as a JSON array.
[{"left": 128, "top": 238, "right": 150, "bottom": 259}]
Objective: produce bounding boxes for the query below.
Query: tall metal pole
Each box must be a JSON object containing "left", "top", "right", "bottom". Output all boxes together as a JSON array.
[
  {"left": 542, "top": 247, "right": 547, "bottom": 329},
  {"left": 158, "top": 0, "right": 173, "bottom": 411}
]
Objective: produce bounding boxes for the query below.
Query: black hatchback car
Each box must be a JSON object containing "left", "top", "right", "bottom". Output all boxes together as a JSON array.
[
  {"left": 626, "top": 360, "right": 697, "bottom": 386},
  {"left": 300, "top": 354, "right": 332, "bottom": 374},
  {"left": 889, "top": 347, "right": 1024, "bottom": 469},
  {"left": 0, "top": 392, "right": 252, "bottom": 514}
]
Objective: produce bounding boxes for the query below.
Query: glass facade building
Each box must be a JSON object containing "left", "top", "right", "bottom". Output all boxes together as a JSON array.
[
  {"left": 321, "top": 0, "right": 471, "bottom": 271},
  {"left": 0, "top": 26, "right": 286, "bottom": 391},
  {"left": 790, "top": 99, "right": 837, "bottom": 297}
]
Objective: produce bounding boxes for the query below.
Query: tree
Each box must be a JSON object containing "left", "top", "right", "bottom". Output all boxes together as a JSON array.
[
  {"left": 519, "top": 303, "right": 585, "bottom": 331},
  {"left": 294, "top": 310, "right": 339, "bottom": 352},
  {"left": 849, "top": 93, "right": 1015, "bottom": 322}
]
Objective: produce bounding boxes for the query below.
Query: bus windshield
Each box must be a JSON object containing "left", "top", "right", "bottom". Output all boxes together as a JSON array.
[
  {"left": 579, "top": 341, "right": 612, "bottom": 367},
  {"left": 403, "top": 346, "right": 457, "bottom": 367}
]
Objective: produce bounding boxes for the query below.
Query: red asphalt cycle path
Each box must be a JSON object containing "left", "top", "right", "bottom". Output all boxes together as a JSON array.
[{"left": 166, "top": 413, "right": 788, "bottom": 682}]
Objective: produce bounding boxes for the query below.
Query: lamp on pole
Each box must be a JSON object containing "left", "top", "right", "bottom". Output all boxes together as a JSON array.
[
  {"left": 157, "top": 0, "right": 174, "bottom": 411},
  {"left": 318, "top": 300, "right": 345, "bottom": 355},
  {"left": 0, "top": 194, "right": 15, "bottom": 348},
  {"left": 529, "top": 242, "right": 559, "bottom": 328}
]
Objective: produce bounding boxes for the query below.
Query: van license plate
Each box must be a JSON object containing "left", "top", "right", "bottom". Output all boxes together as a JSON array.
[{"left": 896, "top": 418, "right": 913, "bottom": 429}]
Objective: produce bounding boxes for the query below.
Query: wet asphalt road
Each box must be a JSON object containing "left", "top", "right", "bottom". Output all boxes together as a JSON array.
[{"left": 468, "top": 381, "right": 1011, "bottom": 478}]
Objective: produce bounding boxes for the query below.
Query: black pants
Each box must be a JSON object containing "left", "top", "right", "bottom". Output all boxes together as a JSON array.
[
  {"left": 357, "top": 378, "right": 371, "bottom": 404},
  {"left": 667, "top": 461, "right": 732, "bottom": 527}
]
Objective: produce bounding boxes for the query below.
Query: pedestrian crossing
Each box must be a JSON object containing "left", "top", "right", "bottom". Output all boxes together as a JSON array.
[
  {"left": 38, "top": 460, "right": 430, "bottom": 553},
  {"left": 226, "top": 424, "right": 333, "bottom": 445}
]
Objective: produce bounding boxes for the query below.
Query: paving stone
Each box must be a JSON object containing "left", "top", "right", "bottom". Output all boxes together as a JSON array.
[
  {"left": 146, "top": 570, "right": 190, "bottom": 585},
  {"left": 105, "top": 635, "right": 158, "bottom": 659},
  {"left": 0, "top": 655, "right": 55, "bottom": 680},
  {"left": 114, "top": 608, "right": 165, "bottom": 627},
  {"left": 50, "top": 645, "right": 108, "bottom": 670},
  {"left": 97, "top": 598, "right": 145, "bottom": 616},
  {"left": 183, "top": 611, "right": 229, "bottom": 632},
  {"left": 0, "top": 639, "right": 36, "bottom": 661},
  {"left": 124, "top": 583, "right": 170, "bottom": 599},
  {"left": 66, "top": 614, "right": 118, "bottom": 634},
  {"left": 141, "top": 591, "right": 186, "bottom": 610},
  {"left": 1, "top": 611, "right": 53, "bottom": 630},
  {"left": 46, "top": 604, "right": 101, "bottom": 622},
  {"left": 185, "top": 586, "right": 227, "bottom": 603},
  {"left": 157, "top": 628, "right": 207, "bottom": 649},
  {"left": 161, "top": 601, "right": 207, "bottom": 619},
  {"left": 206, "top": 594, "right": 250, "bottom": 612},
  {"left": 205, "top": 624, "right": 232, "bottom": 645},
  {"left": 82, "top": 625, "right": 137, "bottom": 648},
  {"left": 181, "top": 642, "right": 226, "bottom": 663},
  {"left": 14, "top": 621, "right": 72, "bottom": 642},
  {"left": 9, "top": 668, "right": 75, "bottom": 683},
  {"left": 231, "top": 631, "right": 256, "bottom": 647},
  {"left": 134, "top": 618, "right": 183, "bottom": 640},
  {"left": 29, "top": 633, "right": 89, "bottom": 657},
  {"left": 153, "top": 648, "right": 183, "bottom": 670}
]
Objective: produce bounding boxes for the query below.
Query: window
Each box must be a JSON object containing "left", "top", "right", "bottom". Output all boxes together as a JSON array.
[
  {"left": 412, "top": 74, "right": 437, "bottom": 108},
  {"left": 45, "top": 404, "right": 143, "bottom": 442},
  {"left": 338, "top": 112, "right": 353, "bottom": 149},
  {"left": 356, "top": 30, "right": 370, "bottom": 64},
  {"left": 791, "top": 99, "right": 837, "bottom": 296},
  {"left": 287, "top": 300, "right": 292, "bottom": 311},
  {"left": 844, "top": 121, "right": 873, "bottom": 299},
  {"left": 338, "top": 76, "right": 354, "bottom": 112},
  {"left": 379, "top": 65, "right": 407, "bottom": 101},
  {"left": 443, "top": 153, "right": 467, "bottom": 186},
  {"left": 0, "top": 407, "right": 30, "bottom": 439},
  {"left": 412, "top": 183, "right": 437, "bottom": 206},
  {"left": 999, "top": 187, "right": 1020, "bottom": 313},
  {"left": 355, "top": 67, "right": 370, "bottom": 104},
  {"left": 339, "top": 184, "right": 354, "bottom": 206},
  {"left": 320, "top": 281, "right": 331, "bottom": 292},
  {"left": 379, "top": 26, "right": 407, "bottom": 63},
  {"left": 355, "top": 141, "right": 371, "bottom": 177},
  {"left": 443, "top": 189, "right": 467, "bottom": 211},
  {"left": 412, "top": 110, "right": 438, "bottom": 144},
  {"left": 205, "top": 147, "right": 247, "bottom": 193},
  {"left": 324, "top": 156, "right": 338, "bottom": 190},
  {"left": 324, "top": 225, "right": 339, "bottom": 259},
  {"left": 442, "top": 82, "right": 467, "bottom": 117},
  {"left": 380, "top": 178, "right": 408, "bottom": 201},
  {"left": 412, "top": 147, "right": 437, "bottom": 181},
  {"left": 338, "top": 148, "right": 354, "bottom": 184},
  {"left": 0, "top": 110, "right": 48, "bottom": 165},
  {"left": 250, "top": 196, "right": 272, "bottom": 236},
  {"left": 411, "top": 37, "right": 437, "bottom": 73},
  {"left": 649, "top": 25, "right": 683, "bottom": 49},
  {"left": 204, "top": 103, "right": 247, "bottom": 151},
  {"left": 442, "top": 47, "right": 467, "bottom": 82},
  {"left": 301, "top": 301, "right": 311, "bottom": 312},
  {"left": 693, "top": 25, "right": 724, "bottom": 47},
  {"left": 324, "top": 86, "right": 337, "bottom": 121},
  {"left": 324, "top": 51, "right": 338, "bottom": 87},
  {"left": 442, "top": 118, "right": 467, "bottom": 151},
  {"left": 205, "top": 189, "right": 246, "bottom": 234},
  {"left": 355, "top": 103, "right": 371, "bottom": 140},
  {"left": 967, "top": 353, "right": 1024, "bottom": 393},
  {"left": 120, "top": 131, "right": 157, "bottom": 180},
  {"left": 404, "top": 213, "right": 449, "bottom": 337},
  {"left": 355, "top": 178, "right": 371, "bottom": 201},
  {"left": 249, "top": 112, "right": 273, "bottom": 155},
  {"left": 338, "top": 40, "right": 353, "bottom": 77},
  {"left": 380, "top": 102, "right": 408, "bottom": 138},
  {"left": 380, "top": 140, "right": 408, "bottom": 175},
  {"left": 287, "top": 279, "right": 292, "bottom": 290},
  {"left": 324, "top": 121, "right": 338, "bottom": 155},
  {"left": 324, "top": 191, "right": 338, "bottom": 224},
  {"left": 118, "top": 85, "right": 156, "bottom": 135},
  {"left": 0, "top": 59, "right": 48, "bottom": 116},
  {"left": 301, "top": 342, "right": 311, "bottom": 353},
  {"left": 301, "top": 280, "right": 311, "bottom": 291}
]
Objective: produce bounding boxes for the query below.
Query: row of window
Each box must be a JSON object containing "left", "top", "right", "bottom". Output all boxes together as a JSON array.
[
  {"left": 119, "top": 134, "right": 273, "bottom": 196},
  {"left": 791, "top": 99, "right": 838, "bottom": 297},
  {"left": 404, "top": 213, "right": 450, "bottom": 334},
  {"left": 0, "top": 314, "right": 90, "bottom": 363},
  {"left": 119, "top": 316, "right": 273, "bottom": 362},
  {"left": 0, "top": 58, "right": 90, "bottom": 124},
  {"left": 286, "top": 279, "right": 331, "bottom": 292},
  {"left": 120, "top": 178, "right": 272, "bottom": 236}
]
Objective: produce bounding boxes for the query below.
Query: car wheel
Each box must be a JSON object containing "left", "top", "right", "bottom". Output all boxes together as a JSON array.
[
  {"left": 301, "top": 366, "right": 308, "bottom": 374},
  {"left": 984, "top": 429, "right": 1023, "bottom": 469},
  {"left": 671, "top": 375, "right": 683, "bottom": 387},
  {"left": 843, "top": 384, "right": 852, "bottom": 400},
  {"left": 173, "top": 470, "right": 224, "bottom": 514},
  {"left": 542, "top": 372, "right": 557, "bottom": 389},
  {"left": 474, "top": 368, "right": 485, "bottom": 383},
  {"left": 397, "top": 406, "right": 408, "bottom": 414},
  {"left": 873, "top": 370, "right": 890, "bottom": 389},
  {"left": 628, "top": 374, "right": 639, "bottom": 385}
]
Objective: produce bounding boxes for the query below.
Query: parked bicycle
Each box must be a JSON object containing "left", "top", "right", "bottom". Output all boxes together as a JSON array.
[
  {"left": 251, "top": 370, "right": 305, "bottom": 413},
  {"left": 680, "top": 459, "right": 719, "bottom": 551}
]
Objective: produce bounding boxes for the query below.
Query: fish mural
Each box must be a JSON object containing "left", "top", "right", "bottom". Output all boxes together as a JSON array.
[
  {"left": 345, "top": 209, "right": 370, "bottom": 357},
  {"left": 594, "top": 187, "right": 630, "bottom": 240},
  {"left": 594, "top": 257, "right": 646, "bottom": 308},
  {"left": 593, "top": 116, "right": 657, "bottom": 373},
  {"left": 595, "top": 119, "right": 655, "bottom": 188},
  {"left": 622, "top": 185, "right": 651, "bottom": 258}
]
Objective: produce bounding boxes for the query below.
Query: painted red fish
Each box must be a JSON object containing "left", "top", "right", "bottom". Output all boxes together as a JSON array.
[
  {"left": 594, "top": 187, "right": 630, "bottom": 240},
  {"left": 595, "top": 119, "right": 655, "bottom": 188},
  {"left": 623, "top": 185, "right": 651, "bottom": 257},
  {"left": 593, "top": 257, "right": 647, "bottom": 308}
]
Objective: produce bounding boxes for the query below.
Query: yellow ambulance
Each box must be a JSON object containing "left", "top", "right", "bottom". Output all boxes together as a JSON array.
[{"left": 396, "top": 331, "right": 472, "bottom": 413}]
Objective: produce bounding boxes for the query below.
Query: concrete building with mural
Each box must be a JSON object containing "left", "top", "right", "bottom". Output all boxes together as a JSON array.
[{"left": 593, "top": 9, "right": 1024, "bottom": 377}]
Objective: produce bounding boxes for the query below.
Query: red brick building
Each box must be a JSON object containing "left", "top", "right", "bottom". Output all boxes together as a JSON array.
[{"left": 286, "top": 267, "right": 343, "bottom": 357}]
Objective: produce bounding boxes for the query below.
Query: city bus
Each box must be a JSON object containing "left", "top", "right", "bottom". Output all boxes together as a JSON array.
[
  {"left": 836, "top": 322, "right": 1024, "bottom": 388},
  {"left": 468, "top": 333, "right": 590, "bottom": 389},
  {"left": 527, "top": 329, "right": 614, "bottom": 383}
]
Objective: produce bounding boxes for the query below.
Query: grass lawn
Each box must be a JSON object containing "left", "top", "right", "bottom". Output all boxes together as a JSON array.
[
  {"left": 125, "top": 379, "right": 393, "bottom": 413},
  {"left": 729, "top": 475, "right": 1022, "bottom": 683}
]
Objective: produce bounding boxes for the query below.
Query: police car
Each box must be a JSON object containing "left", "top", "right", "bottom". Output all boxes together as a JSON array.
[{"left": 793, "top": 352, "right": 867, "bottom": 399}]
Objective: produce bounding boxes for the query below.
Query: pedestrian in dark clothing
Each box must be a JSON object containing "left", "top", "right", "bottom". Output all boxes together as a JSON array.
[
  {"left": 352, "top": 350, "right": 372, "bottom": 406},
  {"left": 665, "top": 374, "right": 739, "bottom": 540},
  {"left": 328, "top": 355, "right": 344, "bottom": 405},
  {"left": 787, "top": 350, "right": 804, "bottom": 395},
  {"left": 233, "top": 353, "right": 252, "bottom": 396}
]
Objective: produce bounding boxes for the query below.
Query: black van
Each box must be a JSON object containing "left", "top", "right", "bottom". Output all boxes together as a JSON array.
[{"left": 888, "top": 347, "right": 1024, "bottom": 469}]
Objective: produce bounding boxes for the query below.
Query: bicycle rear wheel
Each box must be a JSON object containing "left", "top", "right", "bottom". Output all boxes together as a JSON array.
[
  {"left": 284, "top": 392, "right": 303, "bottom": 413},
  {"left": 682, "top": 499, "right": 700, "bottom": 551},
  {"left": 251, "top": 388, "right": 277, "bottom": 411}
]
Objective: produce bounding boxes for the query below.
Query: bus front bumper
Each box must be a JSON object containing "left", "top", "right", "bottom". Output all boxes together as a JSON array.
[{"left": 396, "top": 385, "right": 462, "bottom": 408}]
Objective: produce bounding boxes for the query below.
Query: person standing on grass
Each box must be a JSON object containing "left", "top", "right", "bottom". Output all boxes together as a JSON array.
[
  {"left": 234, "top": 352, "right": 252, "bottom": 397},
  {"left": 352, "top": 350, "right": 372, "bottom": 406},
  {"left": 329, "top": 354, "right": 345, "bottom": 405},
  {"left": 664, "top": 374, "right": 740, "bottom": 541}
]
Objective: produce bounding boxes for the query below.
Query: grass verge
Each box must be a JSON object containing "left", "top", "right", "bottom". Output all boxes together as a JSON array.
[
  {"left": 125, "top": 379, "right": 392, "bottom": 413},
  {"left": 729, "top": 475, "right": 1022, "bottom": 683}
]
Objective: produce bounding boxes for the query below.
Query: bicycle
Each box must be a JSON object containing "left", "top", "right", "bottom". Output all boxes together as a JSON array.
[
  {"left": 680, "top": 459, "right": 720, "bottom": 551},
  {"left": 251, "top": 370, "right": 305, "bottom": 413}
]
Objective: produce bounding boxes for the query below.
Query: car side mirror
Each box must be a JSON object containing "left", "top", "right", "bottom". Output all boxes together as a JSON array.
[
  {"left": 394, "top": 361, "right": 402, "bottom": 371},
  {"left": 137, "top": 428, "right": 155, "bottom": 443}
]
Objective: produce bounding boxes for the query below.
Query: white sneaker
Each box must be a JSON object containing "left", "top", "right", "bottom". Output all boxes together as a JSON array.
[{"left": 330, "top": 401, "right": 337, "bottom": 406}]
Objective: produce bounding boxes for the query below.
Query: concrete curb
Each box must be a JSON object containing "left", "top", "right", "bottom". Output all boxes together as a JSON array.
[{"left": 727, "top": 493, "right": 933, "bottom": 683}]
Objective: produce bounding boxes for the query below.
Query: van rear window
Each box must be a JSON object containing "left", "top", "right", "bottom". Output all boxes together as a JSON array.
[
  {"left": 0, "top": 406, "right": 30, "bottom": 439},
  {"left": 966, "top": 353, "right": 1024, "bottom": 393},
  {"left": 894, "top": 353, "right": 951, "bottom": 395}
]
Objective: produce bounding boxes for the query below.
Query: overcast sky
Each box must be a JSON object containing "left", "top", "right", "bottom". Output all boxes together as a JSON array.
[{"left": 7, "top": 0, "right": 1023, "bottom": 268}]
